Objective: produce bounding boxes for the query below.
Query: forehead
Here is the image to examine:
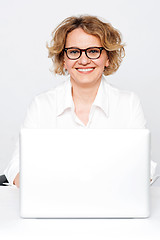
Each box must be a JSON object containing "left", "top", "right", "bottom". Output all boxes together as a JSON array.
[{"left": 65, "top": 28, "right": 102, "bottom": 48}]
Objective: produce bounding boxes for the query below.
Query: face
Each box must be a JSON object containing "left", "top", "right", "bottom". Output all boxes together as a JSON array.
[{"left": 64, "top": 28, "right": 109, "bottom": 87}]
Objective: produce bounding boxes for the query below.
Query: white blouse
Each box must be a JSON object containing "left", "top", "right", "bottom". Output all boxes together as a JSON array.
[{"left": 4, "top": 76, "right": 157, "bottom": 184}]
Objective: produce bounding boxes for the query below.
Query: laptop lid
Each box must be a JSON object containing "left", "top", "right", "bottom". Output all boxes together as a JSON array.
[{"left": 20, "top": 129, "right": 150, "bottom": 218}]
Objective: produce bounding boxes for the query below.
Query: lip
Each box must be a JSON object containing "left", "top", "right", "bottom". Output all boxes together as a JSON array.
[{"left": 76, "top": 67, "right": 95, "bottom": 73}]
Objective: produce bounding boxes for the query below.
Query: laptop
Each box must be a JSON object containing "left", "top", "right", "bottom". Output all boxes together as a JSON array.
[{"left": 20, "top": 129, "right": 150, "bottom": 218}]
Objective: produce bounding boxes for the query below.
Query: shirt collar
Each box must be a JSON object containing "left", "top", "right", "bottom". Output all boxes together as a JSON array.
[
  {"left": 56, "top": 75, "right": 109, "bottom": 117},
  {"left": 92, "top": 76, "right": 109, "bottom": 117},
  {"left": 56, "top": 77, "right": 73, "bottom": 117}
]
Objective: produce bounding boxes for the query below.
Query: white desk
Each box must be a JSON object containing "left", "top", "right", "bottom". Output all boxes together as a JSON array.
[{"left": 0, "top": 186, "right": 160, "bottom": 240}]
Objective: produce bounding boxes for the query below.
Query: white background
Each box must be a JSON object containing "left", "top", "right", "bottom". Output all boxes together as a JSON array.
[{"left": 0, "top": 0, "right": 160, "bottom": 182}]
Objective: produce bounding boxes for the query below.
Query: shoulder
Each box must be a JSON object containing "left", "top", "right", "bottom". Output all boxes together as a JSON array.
[
  {"left": 102, "top": 77, "right": 144, "bottom": 120},
  {"left": 26, "top": 79, "right": 69, "bottom": 116},
  {"left": 34, "top": 80, "right": 68, "bottom": 104},
  {"left": 103, "top": 79, "right": 146, "bottom": 128},
  {"left": 23, "top": 79, "right": 69, "bottom": 128},
  {"left": 104, "top": 80, "right": 140, "bottom": 106},
  {"left": 107, "top": 82, "right": 134, "bottom": 98}
]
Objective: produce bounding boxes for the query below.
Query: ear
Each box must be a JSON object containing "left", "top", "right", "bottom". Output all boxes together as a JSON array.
[
  {"left": 105, "top": 58, "right": 109, "bottom": 68},
  {"left": 64, "top": 60, "right": 67, "bottom": 70}
]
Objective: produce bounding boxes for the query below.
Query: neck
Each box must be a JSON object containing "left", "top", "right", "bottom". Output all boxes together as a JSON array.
[{"left": 71, "top": 78, "right": 102, "bottom": 106}]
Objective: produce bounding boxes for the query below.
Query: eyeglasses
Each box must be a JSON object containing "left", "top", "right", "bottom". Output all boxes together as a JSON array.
[{"left": 64, "top": 47, "right": 104, "bottom": 60}]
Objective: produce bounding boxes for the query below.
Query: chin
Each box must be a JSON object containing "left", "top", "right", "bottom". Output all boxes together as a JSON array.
[{"left": 75, "top": 78, "right": 101, "bottom": 87}]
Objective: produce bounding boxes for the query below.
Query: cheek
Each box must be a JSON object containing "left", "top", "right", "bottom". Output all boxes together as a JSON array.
[
  {"left": 94, "top": 54, "right": 109, "bottom": 68},
  {"left": 95, "top": 59, "right": 108, "bottom": 69},
  {"left": 64, "top": 62, "right": 72, "bottom": 71},
  {"left": 64, "top": 57, "right": 74, "bottom": 71},
  {"left": 100, "top": 53, "right": 109, "bottom": 68}
]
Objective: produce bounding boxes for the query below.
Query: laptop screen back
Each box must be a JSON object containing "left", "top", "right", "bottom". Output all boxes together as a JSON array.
[{"left": 20, "top": 129, "right": 150, "bottom": 218}]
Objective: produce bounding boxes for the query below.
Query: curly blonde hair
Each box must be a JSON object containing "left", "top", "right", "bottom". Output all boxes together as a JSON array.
[{"left": 47, "top": 15, "right": 125, "bottom": 76}]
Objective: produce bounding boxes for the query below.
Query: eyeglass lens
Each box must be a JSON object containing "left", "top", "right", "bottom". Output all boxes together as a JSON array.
[{"left": 66, "top": 47, "right": 103, "bottom": 60}]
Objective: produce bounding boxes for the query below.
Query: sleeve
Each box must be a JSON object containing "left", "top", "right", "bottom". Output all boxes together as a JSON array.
[
  {"left": 4, "top": 98, "right": 40, "bottom": 185},
  {"left": 129, "top": 92, "right": 147, "bottom": 128},
  {"left": 129, "top": 92, "right": 157, "bottom": 179},
  {"left": 4, "top": 140, "right": 19, "bottom": 186}
]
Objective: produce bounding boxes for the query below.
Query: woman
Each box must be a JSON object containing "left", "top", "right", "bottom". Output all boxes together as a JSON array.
[{"left": 4, "top": 15, "right": 157, "bottom": 187}]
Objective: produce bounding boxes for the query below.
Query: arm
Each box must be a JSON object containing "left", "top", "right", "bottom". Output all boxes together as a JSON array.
[
  {"left": 13, "top": 172, "right": 20, "bottom": 188},
  {"left": 129, "top": 92, "right": 157, "bottom": 180},
  {"left": 4, "top": 98, "right": 39, "bottom": 187}
]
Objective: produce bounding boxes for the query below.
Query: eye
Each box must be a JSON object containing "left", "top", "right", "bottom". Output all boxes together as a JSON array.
[
  {"left": 68, "top": 49, "right": 80, "bottom": 55},
  {"left": 88, "top": 49, "right": 99, "bottom": 54}
]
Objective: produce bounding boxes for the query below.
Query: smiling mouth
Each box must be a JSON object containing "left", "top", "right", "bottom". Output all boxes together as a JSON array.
[{"left": 76, "top": 68, "right": 95, "bottom": 73}]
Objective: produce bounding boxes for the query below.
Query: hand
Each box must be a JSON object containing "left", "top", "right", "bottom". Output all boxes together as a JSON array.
[{"left": 13, "top": 172, "right": 20, "bottom": 188}]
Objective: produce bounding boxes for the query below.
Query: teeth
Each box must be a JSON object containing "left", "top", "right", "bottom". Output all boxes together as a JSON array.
[{"left": 77, "top": 68, "right": 94, "bottom": 72}]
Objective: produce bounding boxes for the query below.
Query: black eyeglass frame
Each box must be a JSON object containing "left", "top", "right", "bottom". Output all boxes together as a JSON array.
[{"left": 64, "top": 47, "right": 105, "bottom": 60}]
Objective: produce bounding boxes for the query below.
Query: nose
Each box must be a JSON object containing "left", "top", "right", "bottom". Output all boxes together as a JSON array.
[{"left": 78, "top": 51, "right": 91, "bottom": 65}]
